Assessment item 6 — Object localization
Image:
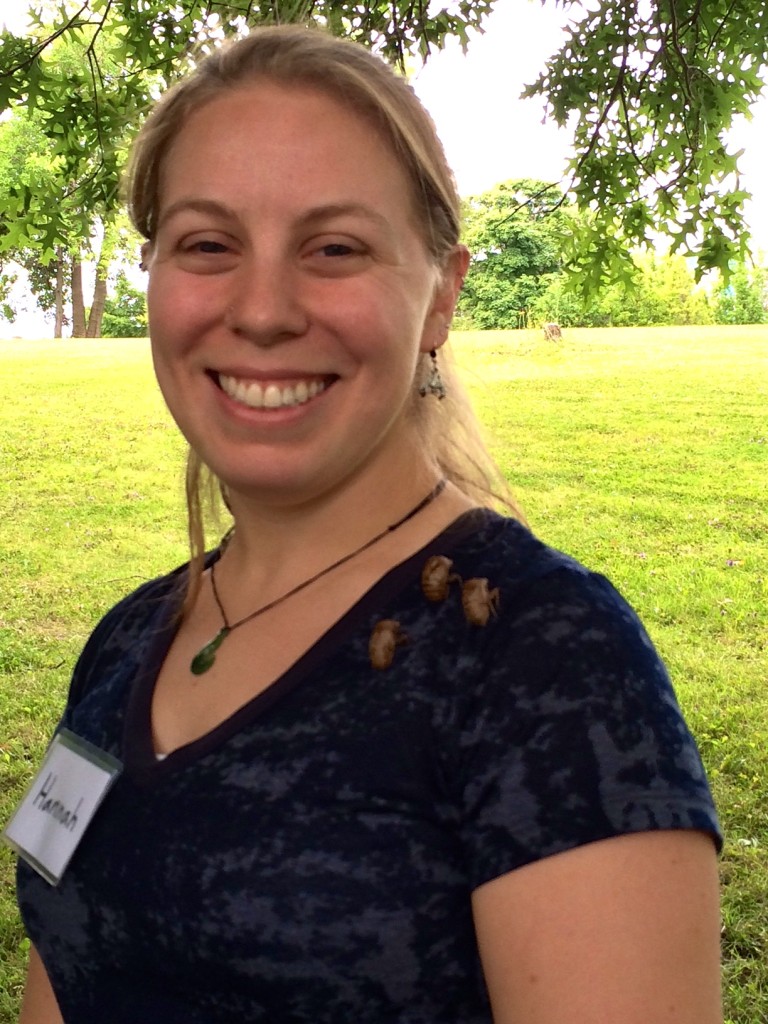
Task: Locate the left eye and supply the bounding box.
[319,243,355,257]
[192,240,229,254]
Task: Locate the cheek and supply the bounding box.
[145,275,173,342]
[149,345,198,447]
[148,336,176,414]
[339,286,429,356]
[146,273,211,349]
[146,283,189,399]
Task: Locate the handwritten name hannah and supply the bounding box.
[32,773,83,833]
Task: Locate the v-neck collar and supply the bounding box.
[123,508,497,777]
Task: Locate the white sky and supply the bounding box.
[2,0,768,336]
[412,2,575,194]
[412,2,768,253]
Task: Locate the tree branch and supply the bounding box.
[5,2,91,77]
[706,0,741,59]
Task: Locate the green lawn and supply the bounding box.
[1,326,766,1021]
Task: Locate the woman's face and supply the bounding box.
[145,82,466,507]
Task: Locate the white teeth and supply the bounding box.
[242,381,263,407]
[263,384,282,408]
[219,374,326,410]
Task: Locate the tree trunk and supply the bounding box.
[54,248,65,338]
[86,265,108,337]
[71,256,86,337]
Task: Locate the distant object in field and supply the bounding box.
[543,322,562,341]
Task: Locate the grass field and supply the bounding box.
[1,325,766,1021]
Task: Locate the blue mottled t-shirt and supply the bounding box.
[16,511,721,1023]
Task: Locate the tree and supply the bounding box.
[0,107,72,332]
[640,253,714,326]
[0,264,17,323]
[531,252,714,328]
[0,27,147,336]
[524,0,768,290]
[1,0,767,290]
[0,106,141,335]
[458,180,572,329]
[84,213,143,337]
[714,262,768,324]
[100,271,148,337]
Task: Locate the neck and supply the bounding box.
[188,475,472,677]
[218,467,471,592]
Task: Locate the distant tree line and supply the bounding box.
[456,181,768,331]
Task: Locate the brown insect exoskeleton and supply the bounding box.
[369,619,407,670]
[461,578,500,626]
[421,555,461,602]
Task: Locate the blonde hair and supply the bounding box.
[125,25,518,604]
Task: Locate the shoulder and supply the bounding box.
[407,510,682,744]
[441,510,654,662]
[443,511,685,739]
[422,512,721,881]
[67,558,191,706]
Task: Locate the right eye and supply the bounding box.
[182,238,230,255]
[173,233,238,273]
[318,243,355,258]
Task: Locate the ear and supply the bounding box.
[421,245,471,353]
[139,241,153,272]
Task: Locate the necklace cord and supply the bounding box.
[191,479,447,675]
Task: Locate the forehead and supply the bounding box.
[157,82,419,219]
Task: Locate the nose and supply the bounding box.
[224,256,308,345]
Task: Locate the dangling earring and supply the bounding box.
[419,349,446,400]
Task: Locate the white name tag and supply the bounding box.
[2,729,122,885]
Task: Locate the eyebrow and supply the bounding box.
[300,203,391,231]
[156,198,392,232]
[157,198,236,229]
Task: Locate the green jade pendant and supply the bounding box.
[190,627,231,676]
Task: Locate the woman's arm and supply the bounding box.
[18,946,64,1024]
[473,829,722,1024]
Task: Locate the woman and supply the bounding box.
[15,25,722,1024]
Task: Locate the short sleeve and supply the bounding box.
[447,566,722,889]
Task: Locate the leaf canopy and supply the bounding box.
[525,0,768,285]
[1,0,767,289]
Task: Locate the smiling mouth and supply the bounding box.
[218,374,332,410]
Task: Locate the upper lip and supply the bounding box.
[211,366,333,381]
